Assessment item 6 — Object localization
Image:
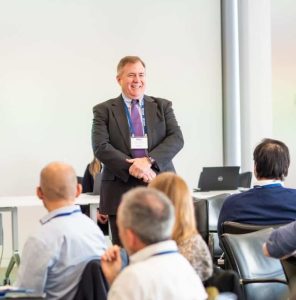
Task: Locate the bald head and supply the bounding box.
[39,162,78,201]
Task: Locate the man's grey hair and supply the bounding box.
[119,187,175,245]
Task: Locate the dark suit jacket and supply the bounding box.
[92,95,184,214]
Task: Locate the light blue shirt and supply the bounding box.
[14,205,107,300]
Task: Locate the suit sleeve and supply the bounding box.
[148,100,184,170]
[265,221,296,258]
[92,104,131,183]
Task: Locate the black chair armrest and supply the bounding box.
[240,278,287,285]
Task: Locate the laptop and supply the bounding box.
[197,166,240,191]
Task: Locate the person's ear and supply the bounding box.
[36,186,44,200]
[75,183,82,198]
[253,164,257,178]
[116,74,122,85]
[126,228,135,248]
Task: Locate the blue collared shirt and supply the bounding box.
[14,205,107,300]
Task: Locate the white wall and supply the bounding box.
[0,0,222,263]
[0,0,222,195]
[271,0,296,187]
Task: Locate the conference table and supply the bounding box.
[0,194,100,255]
[193,189,240,200]
[0,190,239,263]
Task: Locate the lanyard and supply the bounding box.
[254,183,283,189]
[152,250,178,257]
[124,101,147,136]
[44,209,81,224]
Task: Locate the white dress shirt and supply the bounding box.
[108,240,207,300]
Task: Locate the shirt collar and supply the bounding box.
[129,240,178,264]
[253,179,284,187]
[122,93,144,106]
[40,204,81,225]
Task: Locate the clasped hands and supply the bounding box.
[126,157,156,183]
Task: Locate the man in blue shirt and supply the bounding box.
[218,138,296,238]
[14,162,107,299]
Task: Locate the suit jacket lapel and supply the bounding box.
[111,96,131,151]
[144,95,157,150]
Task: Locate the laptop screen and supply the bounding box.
[198,166,240,191]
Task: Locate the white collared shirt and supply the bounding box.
[108,240,207,300]
[122,93,145,123]
[254,179,284,187]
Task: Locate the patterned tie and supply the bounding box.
[131,100,146,158]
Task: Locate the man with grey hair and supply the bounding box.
[92,55,184,245]
[14,162,107,299]
[101,187,207,300]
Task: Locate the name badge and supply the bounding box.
[131,136,148,149]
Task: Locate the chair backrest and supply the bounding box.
[194,193,230,260]
[281,256,296,287]
[208,194,230,259]
[221,229,288,300]
[222,221,286,235]
[238,172,252,188]
[193,197,209,243]
[74,259,108,300]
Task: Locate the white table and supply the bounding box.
[193,190,240,199]
[0,194,100,253]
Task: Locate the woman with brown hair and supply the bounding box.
[149,172,213,281]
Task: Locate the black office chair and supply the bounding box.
[238,172,252,188]
[281,256,296,289]
[221,229,288,300]
[221,221,286,235]
[204,266,244,300]
[74,259,109,300]
[0,213,21,285]
[193,198,209,243]
[194,193,230,263]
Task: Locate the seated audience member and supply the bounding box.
[14,162,107,299]
[81,157,108,235]
[82,157,102,192]
[218,138,296,237]
[263,220,296,258]
[101,187,207,300]
[149,172,213,281]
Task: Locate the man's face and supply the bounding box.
[117,61,146,99]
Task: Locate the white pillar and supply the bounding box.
[221,0,241,167]
[238,0,272,172]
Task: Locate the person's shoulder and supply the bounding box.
[282,186,296,194]
[93,96,122,110]
[23,231,51,253]
[223,192,241,203]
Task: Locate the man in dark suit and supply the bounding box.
[92,56,184,245]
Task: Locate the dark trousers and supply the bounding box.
[108,215,122,246]
[80,205,109,236]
